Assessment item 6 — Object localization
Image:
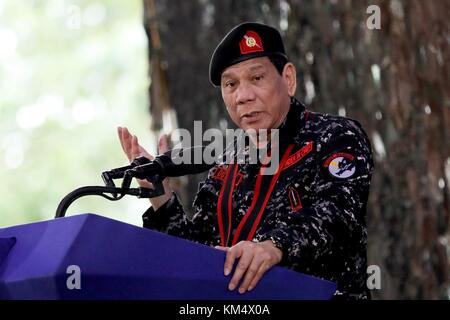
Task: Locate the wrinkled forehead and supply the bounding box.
[221,57,274,80]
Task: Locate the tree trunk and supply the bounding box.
[143,0,450,299]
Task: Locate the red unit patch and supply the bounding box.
[239,31,264,54]
[211,166,227,181]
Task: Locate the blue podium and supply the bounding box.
[0,214,336,299]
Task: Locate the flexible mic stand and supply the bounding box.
[55,164,164,218]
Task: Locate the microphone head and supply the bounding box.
[103,156,152,180]
[127,146,220,180]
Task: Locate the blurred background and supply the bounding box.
[0,0,152,227]
[0,0,449,299]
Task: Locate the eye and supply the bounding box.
[253,74,264,81]
[224,80,235,88]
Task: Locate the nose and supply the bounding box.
[235,81,256,105]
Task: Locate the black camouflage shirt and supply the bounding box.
[143,98,374,299]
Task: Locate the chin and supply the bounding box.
[240,119,271,132]
[242,124,265,132]
[249,123,273,132]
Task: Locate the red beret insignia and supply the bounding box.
[239,31,264,55]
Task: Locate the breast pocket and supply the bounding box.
[278,158,315,214]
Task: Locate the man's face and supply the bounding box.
[220,57,296,132]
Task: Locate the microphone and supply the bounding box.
[102,156,152,179]
[128,146,217,179]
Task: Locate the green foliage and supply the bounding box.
[0,0,153,227]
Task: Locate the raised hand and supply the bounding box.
[117,126,172,209]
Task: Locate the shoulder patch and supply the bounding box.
[323,152,356,179]
[210,166,227,182]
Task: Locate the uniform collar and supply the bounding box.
[278,97,308,144]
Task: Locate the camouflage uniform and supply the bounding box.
[143,98,374,299]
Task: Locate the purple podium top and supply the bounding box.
[0,214,336,300]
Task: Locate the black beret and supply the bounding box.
[209,22,288,86]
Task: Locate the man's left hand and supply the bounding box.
[215,240,283,294]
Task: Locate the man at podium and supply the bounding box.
[118,22,374,300]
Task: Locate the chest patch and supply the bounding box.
[323,152,356,179]
[211,166,227,182]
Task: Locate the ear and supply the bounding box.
[282,62,297,97]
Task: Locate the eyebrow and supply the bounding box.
[221,64,266,80]
[248,64,265,72]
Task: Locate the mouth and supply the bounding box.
[241,111,261,120]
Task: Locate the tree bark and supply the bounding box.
[143,0,450,299]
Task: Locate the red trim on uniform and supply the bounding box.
[231,167,265,245]
[323,152,355,167]
[234,172,244,187]
[217,164,232,246]
[231,144,295,245]
[282,141,313,170]
[226,164,239,245]
[288,186,303,212]
[246,144,295,242]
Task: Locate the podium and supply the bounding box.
[0,214,336,299]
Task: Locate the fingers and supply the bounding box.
[238,253,262,293]
[117,127,126,156]
[138,145,154,160]
[117,127,125,154]
[131,135,140,159]
[247,263,270,292]
[227,245,254,292]
[118,126,155,161]
[223,244,242,277]
[118,127,134,161]
[158,134,169,154]
[215,246,229,252]
[223,241,280,294]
